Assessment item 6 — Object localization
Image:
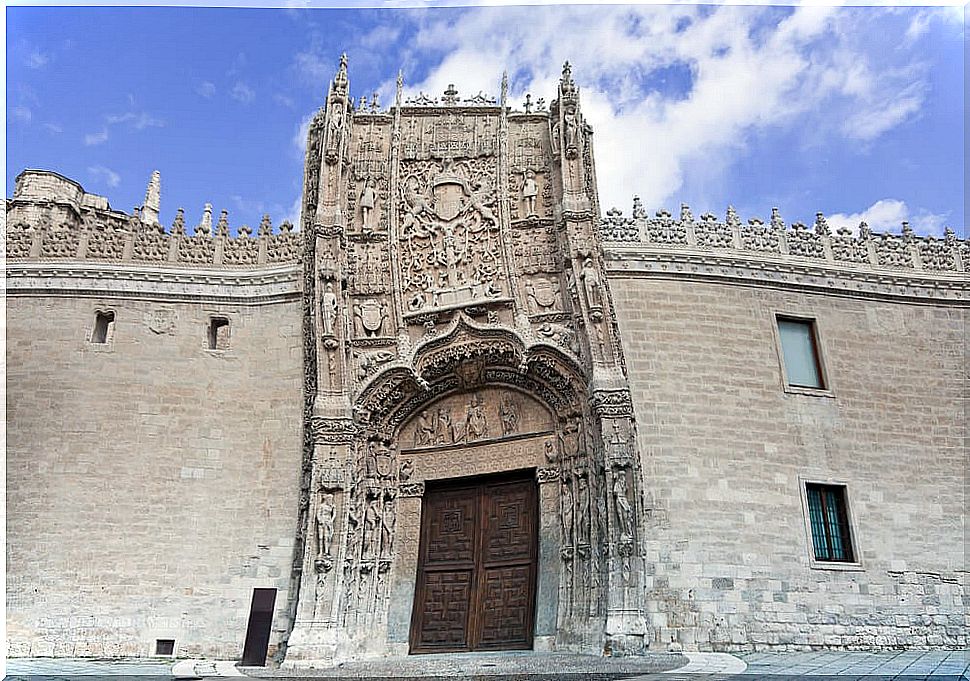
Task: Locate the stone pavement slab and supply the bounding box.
[736,650,968,678]
[242,650,686,680]
[4,658,174,677]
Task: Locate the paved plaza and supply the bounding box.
[4,650,968,680]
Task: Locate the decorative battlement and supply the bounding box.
[599,202,967,274]
[5,169,301,268]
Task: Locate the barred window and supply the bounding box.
[806,483,855,562]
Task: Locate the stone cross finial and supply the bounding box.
[523,94,533,113]
[141,170,161,225]
[197,203,213,236]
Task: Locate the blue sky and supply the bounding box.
[6,3,966,236]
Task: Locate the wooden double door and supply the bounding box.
[410,470,538,653]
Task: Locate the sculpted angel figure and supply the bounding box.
[401,178,434,237]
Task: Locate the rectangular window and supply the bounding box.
[154,639,175,656]
[91,310,115,344]
[806,483,855,562]
[777,317,825,389]
[208,317,230,351]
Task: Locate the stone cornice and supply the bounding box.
[6,261,301,305]
[604,246,968,305]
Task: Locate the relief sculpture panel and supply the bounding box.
[399,158,508,315]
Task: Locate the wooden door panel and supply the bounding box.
[477,565,533,648]
[481,480,535,565]
[423,488,478,566]
[411,470,537,654]
[413,570,474,651]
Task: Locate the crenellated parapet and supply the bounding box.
[600,202,967,303]
[5,169,302,268]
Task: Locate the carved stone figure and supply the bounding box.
[435,408,455,444]
[561,481,575,545]
[321,282,339,336]
[521,169,538,217]
[580,258,603,311]
[463,393,488,442]
[359,177,378,231]
[414,410,435,447]
[316,492,336,558]
[380,499,395,556]
[499,394,519,436]
[613,473,634,542]
[362,498,380,557]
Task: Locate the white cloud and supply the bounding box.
[196,81,216,98]
[389,5,933,213]
[87,165,121,188]
[293,111,315,154]
[106,111,165,129]
[231,82,256,103]
[274,93,295,108]
[26,49,49,69]
[43,122,64,134]
[11,106,32,124]
[84,129,109,146]
[827,199,949,236]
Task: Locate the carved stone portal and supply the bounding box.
[285,59,648,667]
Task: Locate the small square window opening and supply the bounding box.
[208,317,230,351]
[155,638,175,656]
[777,317,825,389]
[806,483,855,563]
[91,311,115,344]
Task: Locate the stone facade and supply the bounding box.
[5,57,967,662]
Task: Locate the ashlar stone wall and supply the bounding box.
[6,293,304,659]
[610,274,966,651]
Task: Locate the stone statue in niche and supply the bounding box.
[563,103,579,159]
[521,169,539,217]
[363,498,380,557]
[321,282,339,337]
[380,498,395,557]
[435,408,456,444]
[413,410,436,447]
[613,472,634,542]
[561,481,575,546]
[577,475,590,544]
[354,299,388,338]
[359,177,378,232]
[525,276,562,314]
[499,394,520,435]
[461,393,489,442]
[580,258,603,312]
[316,492,336,559]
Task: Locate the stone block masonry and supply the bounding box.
[609,271,966,652]
[5,294,304,658]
